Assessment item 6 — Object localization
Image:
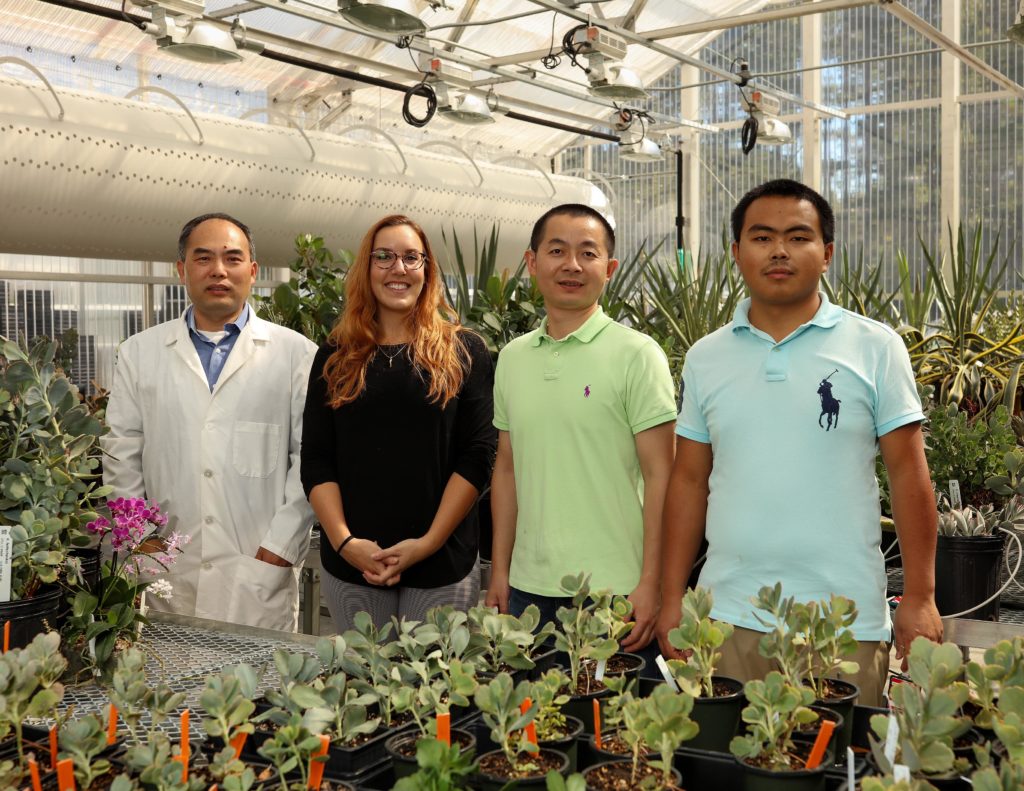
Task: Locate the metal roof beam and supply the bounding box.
[525,0,848,119]
[883,1,1024,99]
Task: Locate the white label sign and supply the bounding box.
[654,655,679,690]
[595,659,607,682]
[949,479,962,509]
[894,764,911,781]
[0,527,12,603]
[884,714,900,766]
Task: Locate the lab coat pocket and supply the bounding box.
[225,554,300,632]
[231,421,281,478]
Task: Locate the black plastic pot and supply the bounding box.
[935,532,1007,621]
[809,679,858,764]
[384,727,476,780]
[540,715,584,772]
[582,759,681,791]
[0,585,62,650]
[734,742,831,791]
[563,652,646,735]
[792,705,844,763]
[473,748,569,791]
[689,675,745,753]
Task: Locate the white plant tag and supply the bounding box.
[884,714,900,765]
[949,479,962,509]
[655,655,678,690]
[846,748,855,788]
[0,528,10,603]
[894,764,911,781]
[595,659,607,681]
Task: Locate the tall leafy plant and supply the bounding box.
[254,234,351,346]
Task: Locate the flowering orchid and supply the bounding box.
[65,498,188,679]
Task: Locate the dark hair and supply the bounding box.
[730,180,835,245]
[529,203,616,257]
[177,213,255,261]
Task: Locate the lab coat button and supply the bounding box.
[204,469,214,478]
[202,562,212,570]
[204,515,214,524]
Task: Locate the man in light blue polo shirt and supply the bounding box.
[655,180,942,705]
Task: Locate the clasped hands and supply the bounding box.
[340,536,430,586]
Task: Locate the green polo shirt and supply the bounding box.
[493,308,677,596]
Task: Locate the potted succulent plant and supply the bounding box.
[256,712,353,791]
[666,586,746,751]
[473,672,570,790]
[529,668,585,771]
[467,603,555,678]
[552,573,639,732]
[729,671,825,789]
[754,583,861,757]
[0,336,108,647]
[583,684,696,791]
[392,736,478,791]
[868,638,973,785]
[386,658,478,778]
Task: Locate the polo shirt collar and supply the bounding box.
[731,291,843,335]
[531,307,613,346]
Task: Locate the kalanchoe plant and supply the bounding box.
[553,573,633,694]
[257,711,328,791]
[313,667,380,746]
[666,586,734,697]
[0,335,108,600]
[869,638,971,779]
[0,631,67,766]
[964,637,1024,729]
[529,669,573,742]
[393,659,477,740]
[107,646,187,745]
[392,736,477,791]
[59,713,116,790]
[261,649,333,735]
[729,671,819,771]
[63,497,188,676]
[120,730,203,791]
[200,662,263,750]
[861,777,942,791]
[598,674,639,736]
[417,606,481,669]
[990,686,1024,765]
[474,672,539,772]
[467,604,553,673]
[972,763,1024,791]
[628,685,699,789]
[753,583,860,700]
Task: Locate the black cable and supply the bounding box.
[541,12,561,70]
[741,114,758,155]
[561,24,590,72]
[402,78,436,127]
[121,0,146,31]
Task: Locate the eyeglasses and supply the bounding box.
[370,249,427,270]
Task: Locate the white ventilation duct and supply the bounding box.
[0,75,609,270]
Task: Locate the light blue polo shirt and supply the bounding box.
[676,293,923,641]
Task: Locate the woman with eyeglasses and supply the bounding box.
[300,214,496,630]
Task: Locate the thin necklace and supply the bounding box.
[377,343,407,368]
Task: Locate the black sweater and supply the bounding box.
[300,331,496,588]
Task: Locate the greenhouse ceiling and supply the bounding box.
[4,0,1021,159]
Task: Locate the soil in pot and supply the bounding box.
[587,729,651,767]
[582,759,681,791]
[385,728,475,780]
[809,678,857,762]
[475,748,569,791]
[689,675,745,753]
[538,714,584,772]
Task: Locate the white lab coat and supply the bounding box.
[102,309,317,632]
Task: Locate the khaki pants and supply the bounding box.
[715,625,890,708]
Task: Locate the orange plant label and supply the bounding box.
[307,734,330,789]
[805,719,836,769]
[107,704,119,745]
[230,731,249,759]
[28,756,43,791]
[593,699,602,750]
[56,758,76,791]
[2,620,8,653]
[436,712,451,746]
[49,726,58,770]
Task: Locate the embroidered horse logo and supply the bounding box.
[817,370,841,431]
[584,385,591,398]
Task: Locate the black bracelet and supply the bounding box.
[338,535,357,555]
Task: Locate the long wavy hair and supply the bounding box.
[322,215,467,408]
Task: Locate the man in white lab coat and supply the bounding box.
[103,213,317,632]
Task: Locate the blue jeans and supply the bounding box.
[509,587,661,679]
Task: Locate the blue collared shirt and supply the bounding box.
[185,304,250,390]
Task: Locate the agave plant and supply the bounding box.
[821,245,900,324]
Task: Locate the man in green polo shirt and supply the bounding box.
[486,204,677,659]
